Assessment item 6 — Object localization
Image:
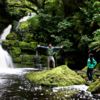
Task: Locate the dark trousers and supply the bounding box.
[87,68,94,81]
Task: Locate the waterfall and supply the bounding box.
[19,13,36,22]
[16,12,36,30]
[0,12,36,68]
[0,24,14,68]
[1,25,12,40]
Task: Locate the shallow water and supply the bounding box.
[0,68,99,100]
[0,68,56,100]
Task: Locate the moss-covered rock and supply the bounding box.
[26,65,85,86]
[18,41,37,50]
[88,79,100,93]
[6,32,18,40]
[28,15,40,30]
[10,47,21,57]
[2,40,19,47]
[96,63,100,70]
[6,0,37,19]
[23,33,33,42]
[19,21,30,30]
[21,54,33,65]
[13,56,22,63]
[29,42,37,49]
[19,41,30,50]
[22,54,33,61]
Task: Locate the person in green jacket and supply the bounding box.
[87,53,97,81]
[37,43,63,69]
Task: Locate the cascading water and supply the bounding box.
[0,24,13,68]
[0,45,13,68]
[0,25,12,40]
[0,13,37,73]
[0,23,36,75]
[16,12,36,30]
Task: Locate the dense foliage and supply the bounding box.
[1,0,100,68]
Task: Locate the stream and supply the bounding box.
[0,68,62,100]
[0,68,99,100]
[0,68,43,100]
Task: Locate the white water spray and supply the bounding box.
[16,12,36,30]
[0,24,13,68]
[19,13,36,22]
[0,13,37,73]
[0,25,12,40]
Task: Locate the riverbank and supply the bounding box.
[26,65,100,99]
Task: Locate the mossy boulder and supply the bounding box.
[10,47,21,57]
[19,41,37,50]
[2,40,19,48]
[28,15,40,30]
[29,42,37,49]
[6,0,36,19]
[13,56,22,63]
[23,33,33,42]
[19,41,30,50]
[26,65,85,86]
[88,79,100,93]
[6,32,18,40]
[19,21,30,30]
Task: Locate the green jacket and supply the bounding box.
[87,58,97,69]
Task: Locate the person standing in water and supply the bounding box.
[37,43,63,69]
[87,53,97,82]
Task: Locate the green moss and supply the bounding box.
[19,41,30,50]
[2,40,19,47]
[18,41,37,50]
[13,57,21,63]
[26,65,85,86]
[93,1,100,8]
[28,15,40,30]
[29,42,37,49]
[2,40,11,47]
[21,54,33,65]
[2,40,19,50]
[81,66,87,71]
[21,62,33,65]
[6,0,37,18]
[10,47,21,57]
[19,21,30,30]
[96,63,100,70]
[88,79,100,93]
[23,33,33,42]
[6,32,18,40]
[13,55,33,65]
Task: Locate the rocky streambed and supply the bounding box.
[0,66,99,100]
